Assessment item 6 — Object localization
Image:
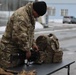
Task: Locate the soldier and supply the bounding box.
[0,1,47,68]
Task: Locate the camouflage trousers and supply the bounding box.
[0,43,26,68]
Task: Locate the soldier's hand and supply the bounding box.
[32,44,39,52]
[26,50,31,59]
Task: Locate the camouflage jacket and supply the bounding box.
[0,2,35,68]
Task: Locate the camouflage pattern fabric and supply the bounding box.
[0,68,14,75]
[36,33,63,63]
[18,70,36,75]
[0,2,35,68]
[52,48,63,62]
[0,67,36,75]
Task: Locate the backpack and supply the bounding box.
[35,33,63,63]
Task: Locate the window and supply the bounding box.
[61,9,68,16]
[47,7,56,16]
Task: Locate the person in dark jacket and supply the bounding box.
[0,1,47,68]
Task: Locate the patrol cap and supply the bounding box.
[33,1,47,16]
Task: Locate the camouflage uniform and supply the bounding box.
[0,2,35,68]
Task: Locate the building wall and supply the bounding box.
[48,3,76,19]
[0,0,35,26]
[0,0,75,23]
[40,0,76,3]
[39,0,76,21]
[0,0,35,11]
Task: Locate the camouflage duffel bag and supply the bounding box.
[18,70,36,75]
[35,33,63,63]
[52,48,63,63]
[36,33,59,51]
[0,68,14,75]
[0,67,36,75]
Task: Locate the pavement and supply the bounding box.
[35,22,76,40]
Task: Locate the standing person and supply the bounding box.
[0,1,47,68]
